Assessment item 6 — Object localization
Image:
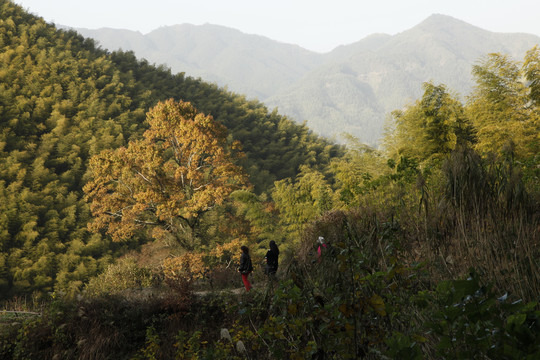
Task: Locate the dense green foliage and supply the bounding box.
[0,0,340,297]
[385,82,474,161]
[1,207,538,359]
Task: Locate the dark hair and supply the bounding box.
[241,246,249,254]
[269,240,279,255]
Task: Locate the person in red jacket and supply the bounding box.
[238,246,253,291]
[317,236,327,262]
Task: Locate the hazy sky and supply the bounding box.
[13,0,540,53]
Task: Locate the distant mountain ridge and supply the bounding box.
[74,14,540,144]
[74,24,324,100]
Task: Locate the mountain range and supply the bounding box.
[73,14,540,144]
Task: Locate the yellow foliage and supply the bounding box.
[213,238,243,260]
[84,99,248,248]
[162,252,206,281]
[384,82,472,162]
[161,238,244,282]
[369,294,387,316]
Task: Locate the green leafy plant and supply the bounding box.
[424,270,540,359]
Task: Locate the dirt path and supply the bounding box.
[194,282,264,296]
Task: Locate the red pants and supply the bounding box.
[241,273,252,291]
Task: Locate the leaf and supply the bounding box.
[288,304,298,316]
[507,313,526,327]
[437,336,452,351]
[338,303,355,317]
[412,334,427,343]
[369,294,387,316]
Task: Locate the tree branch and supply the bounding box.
[135,170,153,184]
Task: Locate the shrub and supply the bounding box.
[84,257,156,297]
[424,270,540,359]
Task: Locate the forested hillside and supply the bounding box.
[267,14,540,143]
[1,44,538,359]
[0,1,539,358]
[0,0,340,297]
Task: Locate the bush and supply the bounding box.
[425,270,540,359]
[84,257,156,297]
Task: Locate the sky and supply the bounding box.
[13,0,540,53]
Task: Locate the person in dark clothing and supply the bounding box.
[238,246,253,291]
[264,240,280,276]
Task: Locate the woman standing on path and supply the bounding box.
[238,246,253,291]
[264,240,279,276]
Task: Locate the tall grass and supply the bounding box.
[410,146,539,301]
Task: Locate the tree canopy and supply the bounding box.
[385,82,474,162]
[84,99,247,248]
[468,51,540,161]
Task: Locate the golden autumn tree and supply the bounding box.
[83,99,248,249]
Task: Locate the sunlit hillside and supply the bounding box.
[0,1,539,359]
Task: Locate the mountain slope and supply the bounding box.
[76,14,540,144]
[268,14,540,143]
[76,24,324,100]
[0,0,340,296]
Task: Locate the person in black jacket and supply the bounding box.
[238,246,253,291]
[264,240,279,277]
